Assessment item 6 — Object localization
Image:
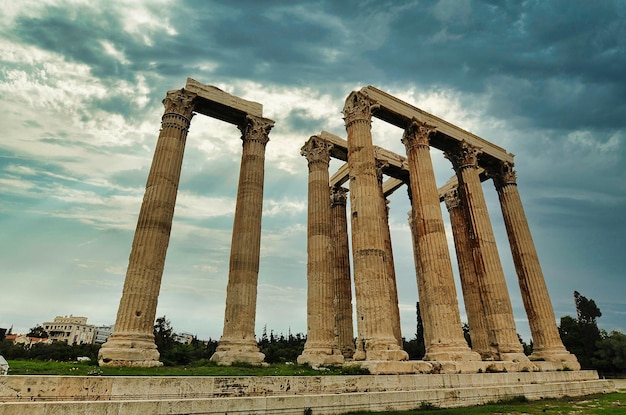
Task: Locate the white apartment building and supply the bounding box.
[42,316,95,345]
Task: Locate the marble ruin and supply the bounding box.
[100,80,579,373]
[99,79,274,367]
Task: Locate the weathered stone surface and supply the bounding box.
[99,88,197,367]
[297,136,343,367]
[0,372,614,415]
[212,115,274,366]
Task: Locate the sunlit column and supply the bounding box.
[343,91,408,361]
[211,115,274,365]
[331,186,356,359]
[490,161,580,368]
[297,137,344,366]
[445,141,527,361]
[444,188,493,359]
[402,119,479,362]
[99,88,197,367]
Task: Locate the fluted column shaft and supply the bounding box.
[375,159,402,346]
[331,187,355,359]
[444,189,493,359]
[446,142,526,361]
[402,119,478,362]
[343,92,408,361]
[491,162,579,367]
[211,115,274,365]
[297,137,344,366]
[99,89,196,367]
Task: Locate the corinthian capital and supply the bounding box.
[331,186,348,206]
[238,115,274,146]
[445,140,482,171]
[443,188,461,211]
[402,118,436,151]
[301,136,333,166]
[488,161,517,189]
[342,91,379,127]
[162,89,197,119]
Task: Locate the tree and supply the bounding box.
[153,316,175,354]
[592,330,626,375]
[559,291,603,369]
[27,325,49,339]
[404,301,425,360]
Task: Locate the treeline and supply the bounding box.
[558,291,626,375]
[1,292,623,374]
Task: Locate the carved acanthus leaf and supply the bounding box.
[330,187,348,206]
[489,161,517,189]
[402,118,436,151]
[443,188,461,211]
[301,136,333,165]
[162,89,197,119]
[239,115,274,145]
[342,91,378,126]
[445,141,482,170]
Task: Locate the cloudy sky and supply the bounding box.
[1,0,624,344]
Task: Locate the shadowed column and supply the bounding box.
[99,89,197,367]
[211,115,274,365]
[445,142,527,362]
[444,188,493,359]
[343,91,408,361]
[375,158,402,346]
[297,137,344,366]
[490,161,580,369]
[331,186,356,359]
[402,119,479,362]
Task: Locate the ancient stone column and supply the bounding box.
[99,89,197,367]
[444,188,493,359]
[375,158,402,346]
[331,186,355,359]
[402,119,479,362]
[343,91,408,361]
[298,137,344,366]
[445,141,527,362]
[490,162,580,368]
[211,115,274,365]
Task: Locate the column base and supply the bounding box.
[297,344,344,367]
[500,352,531,362]
[210,338,265,366]
[425,343,481,362]
[365,338,409,361]
[98,332,162,367]
[530,348,581,370]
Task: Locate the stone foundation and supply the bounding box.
[0,371,615,415]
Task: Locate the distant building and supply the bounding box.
[4,334,52,347]
[93,325,114,344]
[42,316,95,345]
[173,332,195,344]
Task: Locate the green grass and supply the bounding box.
[344,393,625,415]
[6,359,362,376]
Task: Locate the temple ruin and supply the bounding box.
[98,79,274,367]
[99,80,578,374]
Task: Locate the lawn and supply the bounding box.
[5,359,362,376]
[344,393,625,415]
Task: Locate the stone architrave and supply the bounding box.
[298,137,344,366]
[490,162,580,368]
[444,188,493,359]
[375,158,403,346]
[330,186,356,359]
[402,119,479,362]
[211,115,274,365]
[343,91,408,361]
[99,89,197,367]
[445,142,527,361]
